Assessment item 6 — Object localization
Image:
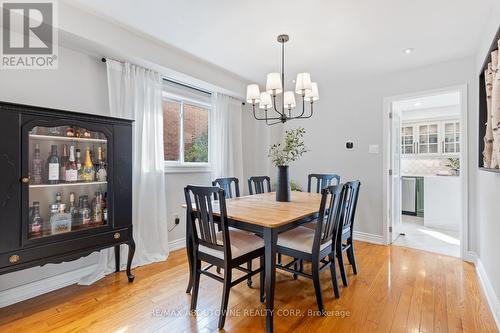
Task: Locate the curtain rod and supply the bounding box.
[102,57,245,105]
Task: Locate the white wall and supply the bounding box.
[0,4,270,305]
[473,2,500,325]
[285,56,476,240]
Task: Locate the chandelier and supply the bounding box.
[245,34,319,125]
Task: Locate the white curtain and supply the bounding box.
[79,59,169,284]
[210,93,244,187]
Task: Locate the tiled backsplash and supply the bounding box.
[401,158,454,176]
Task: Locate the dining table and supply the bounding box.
[183,191,323,333]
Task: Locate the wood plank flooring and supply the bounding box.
[0,241,497,333]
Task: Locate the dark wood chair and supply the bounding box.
[248,176,272,195]
[336,180,361,287]
[307,173,341,193]
[212,177,240,199]
[184,185,265,329]
[276,184,345,312]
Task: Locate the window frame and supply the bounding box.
[162,91,212,173]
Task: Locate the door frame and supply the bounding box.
[382,84,471,261]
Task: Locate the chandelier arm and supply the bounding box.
[272,94,284,116]
[293,101,314,119]
[252,104,282,121]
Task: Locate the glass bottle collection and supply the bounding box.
[27,126,109,239]
[28,191,108,238]
[30,143,107,185]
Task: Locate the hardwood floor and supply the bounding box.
[0,241,497,333]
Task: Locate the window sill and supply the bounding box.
[164,164,213,174]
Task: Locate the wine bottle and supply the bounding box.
[75,148,82,181]
[60,144,69,182]
[47,145,60,184]
[81,146,95,182]
[96,146,107,182]
[92,191,104,225]
[65,145,78,182]
[29,201,43,238]
[31,143,43,185]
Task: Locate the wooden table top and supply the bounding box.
[183,191,323,228]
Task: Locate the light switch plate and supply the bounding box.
[369,144,379,154]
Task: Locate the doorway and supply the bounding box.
[383,86,468,259]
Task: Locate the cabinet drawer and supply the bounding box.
[0,228,130,270]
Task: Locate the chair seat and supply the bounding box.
[277,226,331,254]
[199,229,264,259]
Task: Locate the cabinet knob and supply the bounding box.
[20,177,30,184]
[9,255,20,263]
[113,233,121,240]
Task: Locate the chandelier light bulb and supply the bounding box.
[304,82,319,102]
[259,92,273,109]
[295,73,312,94]
[246,84,261,103]
[266,73,282,95]
[284,91,296,108]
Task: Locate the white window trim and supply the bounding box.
[163,93,212,173]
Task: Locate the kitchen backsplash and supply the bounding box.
[401,158,454,176]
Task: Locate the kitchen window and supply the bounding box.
[162,80,211,171]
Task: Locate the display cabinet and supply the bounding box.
[0,101,135,282]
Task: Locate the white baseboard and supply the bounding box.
[168,237,186,252]
[353,231,385,245]
[475,258,500,330]
[0,264,98,308]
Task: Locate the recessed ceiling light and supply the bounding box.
[403,48,414,54]
[414,102,422,107]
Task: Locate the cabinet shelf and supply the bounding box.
[29,134,107,144]
[29,181,107,189]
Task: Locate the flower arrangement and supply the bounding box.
[268,127,309,166]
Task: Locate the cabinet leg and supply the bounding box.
[114,245,120,273]
[126,240,135,282]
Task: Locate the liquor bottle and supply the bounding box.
[92,191,104,225]
[65,145,78,182]
[48,203,59,236]
[47,145,60,184]
[103,192,108,223]
[31,143,43,185]
[50,203,72,234]
[29,201,43,238]
[53,192,63,210]
[75,148,82,181]
[96,146,107,182]
[79,195,91,226]
[81,146,95,182]
[68,192,79,227]
[60,144,69,182]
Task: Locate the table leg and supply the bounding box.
[185,211,194,294]
[263,227,277,333]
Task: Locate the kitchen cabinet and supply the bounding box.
[401,119,460,157]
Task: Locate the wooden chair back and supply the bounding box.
[248,176,272,195]
[184,185,231,259]
[212,177,240,199]
[338,181,361,237]
[307,173,341,193]
[313,184,344,253]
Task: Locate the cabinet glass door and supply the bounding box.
[418,124,438,154]
[401,126,415,154]
[444,121,460,154]
[27,125,109,240]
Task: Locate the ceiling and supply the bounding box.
[70,0,493,84]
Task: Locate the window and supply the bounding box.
[444,121,460,154]
[162,80,211,168]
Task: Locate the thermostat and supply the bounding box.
[346,141,354,150]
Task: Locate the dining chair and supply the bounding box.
[307,173,341,193]
[276,184,345,312]
[184,185,265,329]
[212,177,240,199]
[248,176,272,195]
[336,180,361,287]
